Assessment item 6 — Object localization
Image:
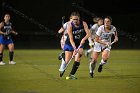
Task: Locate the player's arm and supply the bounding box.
[88,36,94,46]
[89,28,95,41]
[80,21,90,46]
[58,27,65,34]
[67,22,76,49]
[0,22,6,35]
[112,31,118,43]
[94,35,103,44]
[90,27,95,39]
[88,28,95,45]
[58,22,67,34]
[11,29,18,35]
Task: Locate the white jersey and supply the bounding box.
[60,21,70,49]
[90,24,100,39]
[62,22,69,40]
[96,25,116,42]
[88,24,100,46]
[94,25,116,52]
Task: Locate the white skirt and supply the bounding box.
[93,42,111,52]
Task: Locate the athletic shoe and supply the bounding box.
[69,75,77,80]
[90,73,94,78]
[0,61,5,65]
[60,70,65,77]
[98,65,103,72]
[9,61,16,65]
[85,50,89,57]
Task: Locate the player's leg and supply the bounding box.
[68,48,83,79]
[58,51,65,60]
[59,56,65,71]
[58,42,65,71]
[8,43,16,64]
[98,49,110,72]
[59,51,72,71]
[89,51,100,78]
[59,43,75,77]
[0,44,5,65]
[58,37,64,60]
[59,50,73,77]
[85,37,94,58]
[89,42,101,77]
[85,48,93,57]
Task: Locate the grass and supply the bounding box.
[0,49,140,93]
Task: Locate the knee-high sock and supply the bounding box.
[0,53,3,62]
[9,52,14,61]
[89,62,96,73]
[59,58,66,71]
[70,61,80,75]
[100,59,107,65]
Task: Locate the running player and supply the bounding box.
[0,13,18,65]
[59,11,90,79]
[85,17,103,57]
[89,16,118,78]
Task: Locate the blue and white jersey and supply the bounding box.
[65,20,86,47]
[0,22,13,44]
[96,25,116,42]
[1,22,12,39]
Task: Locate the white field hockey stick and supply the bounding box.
[62,16,65,26]
[60,45,82,77]
[61,16,65,43]
[102,41,115,51]
[109,41,115,46]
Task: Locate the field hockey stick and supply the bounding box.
[111,41,115,45]
[62,16,65,26]
[102,41,115,51]
[61,16,65,40]
[58,16,65,34]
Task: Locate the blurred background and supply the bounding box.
[0,0,139,49]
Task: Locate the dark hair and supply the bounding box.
[70,11,80,18]
[4,13,10,18]
[104,16,112,22]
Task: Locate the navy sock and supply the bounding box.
[0,53,3,62]
[9,52,14,61]
[70,61,80,75]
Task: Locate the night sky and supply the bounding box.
[0,0,139,48]
[1,0,139,32]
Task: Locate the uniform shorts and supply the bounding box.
[63,44,84,51]
[0,35,13,45]
[93,42,111,52]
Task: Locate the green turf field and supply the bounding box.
[0,49,140,93]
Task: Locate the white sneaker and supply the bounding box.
[9,61,16,65]
[0,61,6,65]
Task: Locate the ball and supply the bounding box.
[66,76,70,80]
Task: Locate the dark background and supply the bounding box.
[0,0,140,49]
